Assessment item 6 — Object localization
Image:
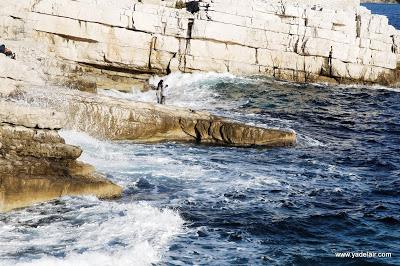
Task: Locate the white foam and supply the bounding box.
[296,133,326,148]
[337,83,400,93]
[1,197,184,266]
[60,130,214,185]
[99,72,242,110]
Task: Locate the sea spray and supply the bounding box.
[99,72,244,110]
[0,197,184,266]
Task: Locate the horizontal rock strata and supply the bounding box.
[0,101,122,212]
[1,0,399,90]
[19,87,296,147]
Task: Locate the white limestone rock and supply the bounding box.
[0,0,398,88]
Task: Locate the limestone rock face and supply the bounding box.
[0,101,123,212]
[0,0,399,89]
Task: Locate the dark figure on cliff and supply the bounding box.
[0,44,16,59]
[156,79,168,105]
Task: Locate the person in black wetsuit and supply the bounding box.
[0,44,16,59]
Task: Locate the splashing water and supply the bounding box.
[99,72,248,111]
[0,196,183,266]
[2,69,400,265]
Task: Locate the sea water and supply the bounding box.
[1,5,399,266]
[362,3,400,30]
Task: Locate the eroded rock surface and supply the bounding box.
[0,101,122,212]
[18,87,296,147]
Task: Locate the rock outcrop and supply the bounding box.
[1,0,399,91]
[16,86,296,147]
[0,100,123,212]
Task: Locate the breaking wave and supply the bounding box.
[99,72,246,110]
[0,197,183,266]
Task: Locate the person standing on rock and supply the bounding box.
[155,79,168,105]
[0,44,16,59]
[156,80,163,104]
[161,83,168,105]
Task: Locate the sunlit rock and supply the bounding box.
[0,0,399,90]
[0,102,122,212]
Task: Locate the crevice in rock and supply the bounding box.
[194,123,202,144]
[183,18,195,71]
[255,48,259,64]
[9,15,23,20]
[328,46,333,77]
[32,11,153,35]
[166,52,177,75]
[36,31,98,43]
[391,35,397,54]
[187,18,194,39]
[148,36,157,70]
[78,62,158,76]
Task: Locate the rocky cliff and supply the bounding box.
[0,0,301,211]
[1,0,399,91]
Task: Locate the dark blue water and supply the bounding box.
[5,76,396,266]
[152,78,400,266]
[363,3,400,29]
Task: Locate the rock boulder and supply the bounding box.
[0,101,122,212]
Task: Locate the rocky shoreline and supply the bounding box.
[0,101,123,212]
[0,48,295,211]
[0,78,295,212]
[17,86,296,147]
[1,0,399,211]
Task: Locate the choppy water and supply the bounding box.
[1,4,400,266]
[1,73,399,266]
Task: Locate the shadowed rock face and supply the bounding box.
[0,165,122,212]
[0,102,122,212]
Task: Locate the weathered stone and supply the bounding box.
[17,87,296,148]
[0,166,122,212]
[0,101,65,129]
[0,102,123,212]
[1,0,399,89]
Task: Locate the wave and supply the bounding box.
[60,131,215,184]
[337,83,400,93]
[99,72,244,110]
[296,133,326,148]
[0,197,184,266]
